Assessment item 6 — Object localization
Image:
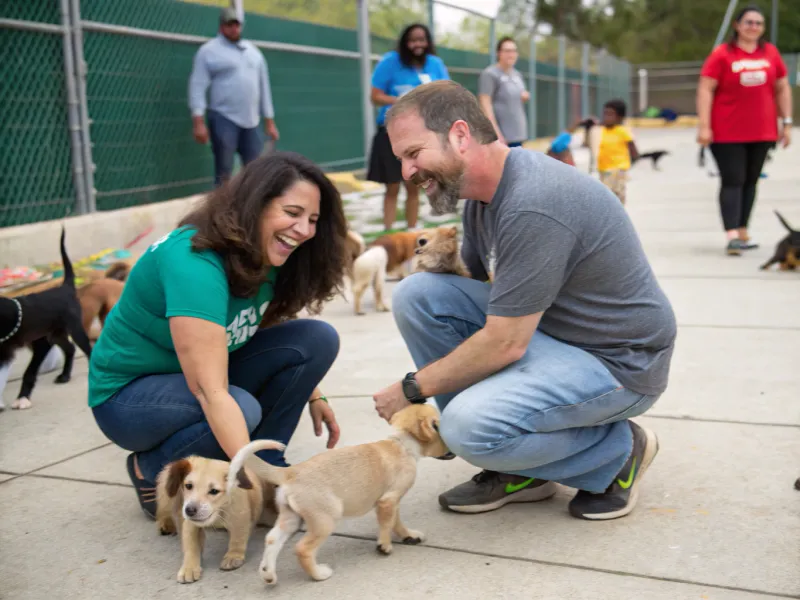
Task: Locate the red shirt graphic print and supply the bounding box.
[700,42,787,143]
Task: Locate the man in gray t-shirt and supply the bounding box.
[372,80,676,522]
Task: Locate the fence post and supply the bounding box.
[69,0,96,213]
[428,0,435,35]
[489,18,496,66]
[528,34,537,140]
[638,68,648,115]
[595,48,605,116]
[58,0,87,216]
[557,34,566,132]
[580,42,589,119]
[356,0,374,167]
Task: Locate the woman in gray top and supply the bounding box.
[478,37,530,147]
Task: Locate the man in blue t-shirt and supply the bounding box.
[366,23,449,231]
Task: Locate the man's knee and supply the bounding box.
[439,399,495,462]
[391,272,450,325]
[229,386,262,433]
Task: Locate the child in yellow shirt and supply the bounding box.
[597,99,640,205]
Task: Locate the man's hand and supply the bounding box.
[309,399,340,449]
[521,90,530,102]
[193,119,209,145]
[265,119,279,142]
[373,380,410,422]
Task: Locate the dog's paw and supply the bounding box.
[376,542,393,555]
[220,552,245,571]
[401,529,425,545]
[11,397,32,410]
[311,563,333,581]
[177,564,202,584]
[157,518,177,536]
[376,304,390,313]
[260,565,278,585]
[54,373,70,384]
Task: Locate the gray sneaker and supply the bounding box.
[438,470,558,514]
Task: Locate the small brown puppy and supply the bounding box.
[760,211,800,271]
[155,456,277,584]
[227,403,449,584]
[412,225,471,278]
[77,278,125,342]
[351,230,431,315]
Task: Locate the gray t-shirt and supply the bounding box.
[478,65,528,144]
[461,149,677,396]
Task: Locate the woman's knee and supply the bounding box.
[297,319,340,369]
[229,386,263,432]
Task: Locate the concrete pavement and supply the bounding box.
[1,128,799,599]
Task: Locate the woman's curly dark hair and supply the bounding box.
[178,151,348,326]
[397,23,436,67]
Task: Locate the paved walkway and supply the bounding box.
[1,129,799,600]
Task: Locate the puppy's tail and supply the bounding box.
[59,225,76,289]
[775,210,795,233]
[227,439,288,495]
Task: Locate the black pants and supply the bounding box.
[709,141,773,231]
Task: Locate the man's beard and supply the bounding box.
[412,159,464,216]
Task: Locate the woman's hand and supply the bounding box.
[781,125,792,148]
[697,126,713,146]
[309,398,340,449]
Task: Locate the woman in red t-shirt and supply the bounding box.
[696,5,793,256]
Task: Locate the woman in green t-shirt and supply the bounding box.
[89,151,348,519]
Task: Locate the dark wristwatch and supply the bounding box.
[402,372,427,403]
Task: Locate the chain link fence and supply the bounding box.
[1,0,632,229]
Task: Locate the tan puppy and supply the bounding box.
[412,226,471,278]
[226,403,449,584]
[351,230,431,315]
[155,456,277,584]
[77,278,125,342]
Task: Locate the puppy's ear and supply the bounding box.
[235,467,254,490]
[165,459,192,498]
[446,226,458,237]
[417,416,439,443]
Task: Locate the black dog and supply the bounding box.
[635,150,669,170]
[760,211,800,271]
[0,227,93,410]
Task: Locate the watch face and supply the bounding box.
[403,377,420,399]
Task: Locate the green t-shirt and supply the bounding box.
[87,226,278,408]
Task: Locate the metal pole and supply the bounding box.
[489,18,496,67]
[528,35,537,139]
[232,0,244,23]
[69,0,96,213]
[638,68,648,115]
[596,48,605,116]
[59,0,87,215]
[557,34,566,132]
[428,0,435,34]
[581,42,589,118]
[771,0,778,45]
[356,0,374,167]
[714,0,738,48]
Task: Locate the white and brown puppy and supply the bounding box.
[226,403,450,584]
[350,230,431,315]
[412,225,471,278]
[155,455,277,584]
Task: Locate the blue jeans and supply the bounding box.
[392,273,660,493]
[92,319,339,483]
[207,109,264,186]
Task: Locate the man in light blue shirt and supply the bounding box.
[188,8,279,185]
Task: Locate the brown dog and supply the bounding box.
[155,455,277,584]
[351,230,431,315]
[226,403,449,584]
[77,278,125,342]
[412,226,471,278]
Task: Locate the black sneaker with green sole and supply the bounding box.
[438,470,557,514]
[568,421,659,521]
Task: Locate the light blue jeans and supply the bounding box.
[392,273,661,493]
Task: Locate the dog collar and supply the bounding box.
[0,298,22,343]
